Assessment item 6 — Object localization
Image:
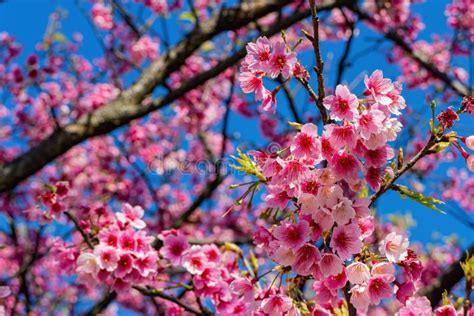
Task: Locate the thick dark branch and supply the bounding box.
[423,244,474,307]
[0,0,295,193]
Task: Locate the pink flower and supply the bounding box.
[437,106,459,129]
[115,253,134,278]
[350,284,370,313]
[364,70,393,106]
[76,253,99,275]
[239,72,265,100]
[293,244,320,276]
[332,197,356,225]
[324,268,348,290]
[347,262,370,284]
[330,223,362,260]
[91,3,113,30]
[324,124,357,149]
[396,296,432,316]
[465,135,474,150]
[160,233,189,265]
[118,230,137,251]
[462,96,473,115]
[434,305,457,316]
[362,145,394,167]
[261,88,278,113]
[95,245,119,272]
[357,109,385,140]
[371,262,395,282]
[273,220,310,250]
[245,36,272,72]
[261,294,293,316]
[291,123,322,161]
[323,85,359,121]
[182,246,208,274]
[396,281,415,304]
[0,286,11,298]
[116,203,146,229]
[467,155,474,172]
[365,166,383,191]
[319,253,344,277]
[267,42,296,79]
[368,275,392,304]
[128,36,160,65]
[135,252,158,277]
[379,232,409,263]
[330,151,361,182]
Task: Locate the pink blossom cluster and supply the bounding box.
[442,168,474,211]
[159,231,248,315]
[128,35,160,65]
[76,203,158,292]
[39,181,70,221]
[390,39,468,90]
[238,37,300,113]
[445,0,474,42]
[91,3,114,30]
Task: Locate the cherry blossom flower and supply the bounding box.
[319,253,344,277]
[238,72,265,100]
[273,220,310,249]
[323,84,359,121]
[116,203,146,229]
[396,296,432,316]
[293,244,320,276]
[267,42,296,79]
[160,233,189,265]
[128,36,160,65]
[182,246,208,275]
[290,123,321,160]
[368,275,393,304]
[95,245,119,272]
[261,294,293,316]
[347,262,370,284]
[434,305,457,316]
[465,136,474,150]
[245,36,272,72]
[467,155,474,172]
[330,223,362,260]
[437,107,459,129]
[379,232,409,263]
[350,284,370,313]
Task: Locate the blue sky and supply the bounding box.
[0,0,473,313]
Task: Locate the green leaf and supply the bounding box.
[179,11,196,23]
[230,148,266,181]
[394,184,446,214]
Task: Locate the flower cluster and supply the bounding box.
[76,203,158,292]
[91,3,114,30]
[160,231,248,315]
[238,37,301,113]
[128,35,160,65]
[39,181,70,221]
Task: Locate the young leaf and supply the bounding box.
[393,184,446,214]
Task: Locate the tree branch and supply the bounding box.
[423,244,474,307]
[0,0,342,194]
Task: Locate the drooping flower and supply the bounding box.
[465,135,474,150]
[239,72,265,100]
[332,197,356,225]
[467,155,474,172]
[261,294,293,316]
[368,275,393,304]
[379,232,409,263]
[330,223,362,260]
[319,253,344,277]
[347,262,370,284]
[364,70,393,105]
[293,244,320,276]
[324,124,357,149]
[323,85,359,121]
[350,284,370,313]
